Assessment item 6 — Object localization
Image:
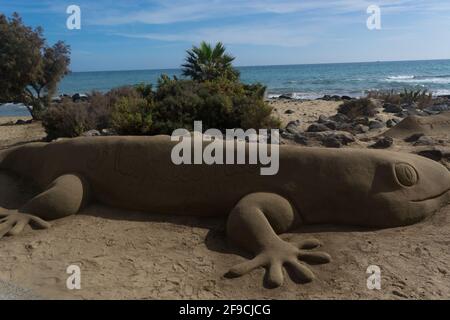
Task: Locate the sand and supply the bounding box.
[0,102,449,300]
[270,99,343,131]
[0,117,46,149]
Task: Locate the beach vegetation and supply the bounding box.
[338,98,378,119]
[42,98,95,140]
[182,41,240,82]
[41,40,279,139]
[111,96,153,135]
[367,89,433,109]
[152,76,279,134]
[0,13,70,120]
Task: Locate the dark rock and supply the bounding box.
[280,131,295,140]
[330,131,356,145]
[396,109,428,117]
[413,136,435,146]
[369,136,394,149]
[404,133,425,143]
[323,120,338,130]
[383,103,403,113]
[395,110,409,118]
[318,115,329,123]
[320,95,344,101]
[306,123,330,133]
[15,119,32,125]
[417,149,443,162]
[72,93,89,102]
[306,131,355,145]
[407,109,427,116]
[293,133,308,145]
[284,109,295,115]
[424,110,441,116]
[101,128,116,136]
[386,119,400,128]
[341,96,352,101]
[336,122,353,131]
[329,113,350,123]
[425,104,450,113]
[353,117,370,126]
[81,130,101,137]
[323,137,342,148]
[279,94,292,100]
[369,120,385,130]
[285,120,301,134]
[401,103,418,110]
[354,124,370,133]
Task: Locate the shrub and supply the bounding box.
[111,96,153,135]
[42,86,145,139]
[42,98,95,140]
[42,76,280,138]
[367,89,433,109]
[152,76,280,134]
[400,89,433,109]
[338,98,378,119]
[367,90,401,105]
[88,91,113,129]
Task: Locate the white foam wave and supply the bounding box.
[387,75,415,80]
[0,103,28,109]
[385,76,450,84]
[433,89,450,96]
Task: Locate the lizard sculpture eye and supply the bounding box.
[395,163,418,187]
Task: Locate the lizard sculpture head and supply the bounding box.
[287,148,450,228]
[367,152,450,227]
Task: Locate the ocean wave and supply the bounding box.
[267,92,323,100]
[385,77,450,84]
[387,75,415,80]
[0,103,27,109]
[385,74,450,84]
[433,89,450,96]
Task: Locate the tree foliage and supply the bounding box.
[0,13,70,119]
[182,41,240,82]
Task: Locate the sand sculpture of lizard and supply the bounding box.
[0,136,449,287]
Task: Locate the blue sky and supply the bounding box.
[1,0,450,72]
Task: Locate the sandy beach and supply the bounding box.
[0,117,46,149]
[0,99,449,299]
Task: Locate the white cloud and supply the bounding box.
[91,0,425,25]
[115,22,317,47]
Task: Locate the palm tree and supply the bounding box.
[182,41,240,82]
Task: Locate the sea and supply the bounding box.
[2,59,450,117]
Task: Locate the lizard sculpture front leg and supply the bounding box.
[0,174,89,238]
[226,193,331,287]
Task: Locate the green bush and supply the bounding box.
[338,98,378,119]
[42,77,280,138]
[42,86,145,139]
[111,96,153,135]
[152,76,280,134]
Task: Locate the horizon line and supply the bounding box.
[70,58,450,74]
